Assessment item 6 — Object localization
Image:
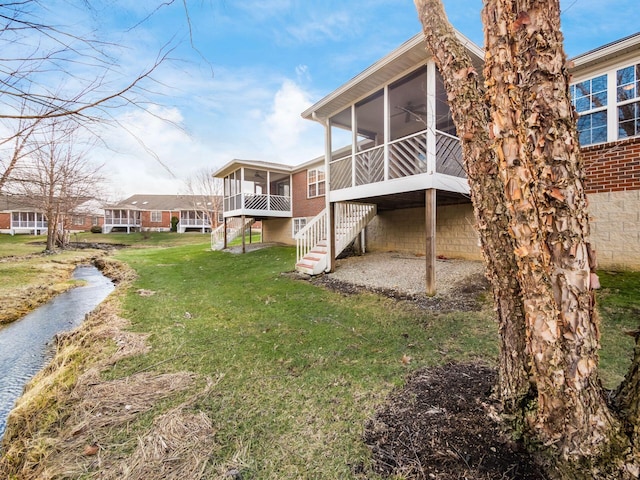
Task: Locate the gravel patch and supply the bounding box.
[307,252,491,312]
[329,252,485,297]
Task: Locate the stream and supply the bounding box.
[0,265,114,439]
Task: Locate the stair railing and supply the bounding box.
[294,208,327,265]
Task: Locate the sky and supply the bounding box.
[11,0,640,199]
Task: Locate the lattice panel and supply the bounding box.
[330,157,353,190]
[269,195,291,211]
[355,146,384,186]
[244,194,268,210]
[436,134,465,178]
[389,134,428,179]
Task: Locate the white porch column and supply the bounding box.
[383,84,390,181]
[351,104,357,188]
[426,60,437,174]
[323,115,334,272]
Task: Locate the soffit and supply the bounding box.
[571,32,640,75]
[302,31,483,122]
[213,159,294,178]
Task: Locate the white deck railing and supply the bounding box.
[211,217,255,250]
[294,202,377,266]
[294,208,327,264]
[224,193,291,213]
[329,129,464,191]
[334,202,377,254]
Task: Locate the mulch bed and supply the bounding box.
[362,363,546,479]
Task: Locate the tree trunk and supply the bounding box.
[414,0,532,420]
[415,0,639,477]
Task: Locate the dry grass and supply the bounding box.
[0,250,113,325]
[0,256,223,480]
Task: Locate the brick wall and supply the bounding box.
[292,170,325,218]
[365,204,482,261]
[583,137,640,193]
[140,210,174,231]
[0,212,10,230]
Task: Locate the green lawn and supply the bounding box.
[106,242,639,478]
[109,243,498,478]
[2,232,638,478]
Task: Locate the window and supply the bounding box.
[292,217,307,237]
[150,210,162,223]
[73,216,84,226]
[617,63,640,139]
[92,216,99,226]
[307,167,325,198]
[571,74,608,145]
[571,63,640,147]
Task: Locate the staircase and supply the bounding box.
[211,217,255,250]
[295,202,377,275]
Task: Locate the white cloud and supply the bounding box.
[262,80,324,162]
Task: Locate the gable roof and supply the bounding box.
[0,194,99,214]
[301,30,484,122]
[109,194,218,211]
[569,31,640,78]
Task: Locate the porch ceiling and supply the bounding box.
[357,190,471,211]
[301,31,483,122]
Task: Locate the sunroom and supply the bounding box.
[103,208,141,234]
[302,32,482,203]
[212,160,293,249]
[216,160,292,218]
[299,31,484,292]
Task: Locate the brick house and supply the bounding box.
[215,31,640,290]
[212,157,325,249]
[104,194,222,234]
[0,194,103,235]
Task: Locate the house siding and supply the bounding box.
[581,136,640,269]
[0,212,10,230]
[583,137,640,193]
[140,210,174,231]
[292,170,324,218]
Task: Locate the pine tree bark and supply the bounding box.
[415,0,640,477]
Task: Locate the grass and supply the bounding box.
[1,232,639,478]
[108,243,499,478]
[596,270,640,388]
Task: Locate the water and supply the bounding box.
[0,265,114,439]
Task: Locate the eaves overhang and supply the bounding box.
[301,30,484,123]
[570,32,640,74]
[213,159,294,179]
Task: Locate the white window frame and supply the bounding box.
[307,167,326,198]
[150,210,162,223]
[571,58,640,146]
[292,217,307,237]
[73,216,84,226]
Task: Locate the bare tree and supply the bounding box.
[7,118,104,251]
[414,0,639,478]
[184,167,224,229]
[0,1,178,192]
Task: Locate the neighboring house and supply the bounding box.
[103,194,221,234]
[0,195,47,235]
[212,157,326,249]
[215,31,640,289]
[0,194,103,235]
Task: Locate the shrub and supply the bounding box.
[90,225,102,234]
